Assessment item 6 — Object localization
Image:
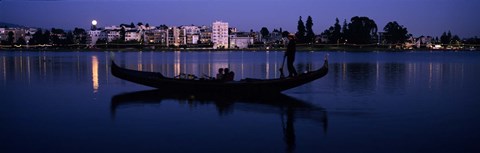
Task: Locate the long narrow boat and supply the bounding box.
[111,59,328,93]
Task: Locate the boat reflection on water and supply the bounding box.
[110,90,328,153]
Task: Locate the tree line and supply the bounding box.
[1,27,88,46]
[260,15,478,45]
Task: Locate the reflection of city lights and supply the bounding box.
[2,56,5,83]
[92,56,99,93]
[174,51,181,76]
[137,51,143,71]
[265,52,269,79]
[27,56,31,84]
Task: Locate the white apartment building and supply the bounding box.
[0,28,5,41]
[104,26,121,30]
[229,32,253,49]
[199,25,212,44]
[125,30,139,42]
[212,21,229,49]
[152,29,167,45]
[181,25,200,44]
[182,25,200,35]
[167,27,182,47]
[107,30,121,42]
[87,30,101,46]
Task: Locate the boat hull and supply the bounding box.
[111,60,328,93]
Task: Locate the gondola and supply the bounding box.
[111,58,328,93]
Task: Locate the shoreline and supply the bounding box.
[1,45,478,52]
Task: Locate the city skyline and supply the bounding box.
[1,0,479,38]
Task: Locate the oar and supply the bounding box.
[279,55,286,78]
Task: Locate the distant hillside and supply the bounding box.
[0,22,26,28]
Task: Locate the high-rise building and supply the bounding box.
[212,21,229,49]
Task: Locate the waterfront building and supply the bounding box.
[144,30,155,44]
[229,32,253,49]
[270,29,283,43]
[212,21,229,49]
[181,25,200,44]
[167,26,182,47]
[107,30,121,42]
[98,31,108,43]
[24,28,37,44]
[125,30,139,42]
[229,27,237,33]
[0,28,28,44]
[178,28,187,45]
[199,25,212,45]
[87,29,101,46]
[249,31,262,44]
[120,24,136,31]
[152,29,168,45]
[0,28,5,42]
[104,25,122,30]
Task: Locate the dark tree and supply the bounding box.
[260,27,270,41]
[73,28,87,44]
[66,31,74,44]
[341,19,348,43]
[331,18,342,44]
[7,31,15,45]
[305,16,315,43]
[452,35,460,43]
[119,27,126,43]
[43,30,51,44]
[130,22,135,28]
[159,24,168,30]
[296,16,306,43]
[440,31,452,44]
[282,31,290,37]
[51,28,66,45]
[344,16,377,44]
[16,37,27,45]
[465,36,480,44]
[383,21,409,44]
[322,18,347,44]
[30,28,43,45]
[51,28,65,35]
[447,31,452,41]
[320,28,331,44]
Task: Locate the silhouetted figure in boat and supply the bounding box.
[285,34,298,77]
[224,68,235,81]
[216,68,224,80]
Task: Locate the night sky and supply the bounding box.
[1,0,479,38]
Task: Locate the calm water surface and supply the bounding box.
[1,50,479,153]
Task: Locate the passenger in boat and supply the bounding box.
[224,68,235,81]
[216,68,224,80]
[227,70,235,81]
[285,33,298,77]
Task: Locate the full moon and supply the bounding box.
[92,20,97,25]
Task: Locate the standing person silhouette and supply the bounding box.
[285,34,298,77]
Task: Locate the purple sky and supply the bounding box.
[1,0,479,38]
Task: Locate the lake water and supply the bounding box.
[1,50,479,153]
